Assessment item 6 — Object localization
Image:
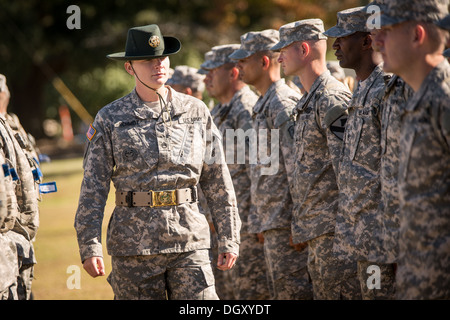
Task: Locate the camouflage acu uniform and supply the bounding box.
[334,64,395,299]
[0,149,19,300]
[204,43,270,299]
[0,115,38,300]
[292,71,357,300]
[379,0,450,300]
[368,75,412,265]
[212,85,269,300]
[273,18,358,300]
[75,87,241,300]
[395,59,450,300]
[251,79,312,299]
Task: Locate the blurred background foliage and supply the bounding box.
[0,0,368,140]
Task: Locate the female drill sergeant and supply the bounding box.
[74,24,241,300]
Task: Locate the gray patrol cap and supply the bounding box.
[323,6,370,38]
[198,50,213,74]
[166,65,205,92]
[271,19,327,51]
[364,0,388,11]
[229,29,280,60]
[199,44,240,70]
[380,0,449,27]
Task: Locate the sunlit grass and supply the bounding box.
[32,157,115,300]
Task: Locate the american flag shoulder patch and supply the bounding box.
[86,124,97,141]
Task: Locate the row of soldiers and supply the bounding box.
[0,73,44,299]
[167,0,450,300]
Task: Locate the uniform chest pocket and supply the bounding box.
[348,112,381,173]
[170,122,205,166]
[380,107,389,156]
[113,125,159,169]
[348,116,364,161]
[295,120,307,162]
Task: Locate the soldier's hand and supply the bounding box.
[256,233,264,244]
[289,236,307,252]
[217,252,237,271]
[83,256,106,278]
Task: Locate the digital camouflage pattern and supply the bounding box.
[211,85,257,234]
[263,229,312,300]
[198,50,213,75]
[250,79,311,299]
[200,44,241,71]
[308,234,361,299]
[323,6,370,38]
[250,79,300,233]
[0,116,39,241]
[108,249,218,300]
[381,0,449,27]
[210,84,270,300]
[334,64,386,261]
[75,87,241,263]
[271,18,328,51]
[396,59,450,299]
[230,233,270,299]
[334,64,396,299]
[290,70,359,299]
[368,75,413,264]
[291,70,351,244]
[0,116,38,300]
[229,29,280,60]
[0,150,19,300]
[0,129,19,235]
[167,65,205,93]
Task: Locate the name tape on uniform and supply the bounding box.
[39,182,58,194]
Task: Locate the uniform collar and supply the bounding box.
[406,59,450,112]
[130,86,189,119]
[253,79,285,114]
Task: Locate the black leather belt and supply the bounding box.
[115,186,198,207]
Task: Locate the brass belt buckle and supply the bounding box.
[151,190,177,207]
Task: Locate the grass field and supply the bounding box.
[32,157,115,300]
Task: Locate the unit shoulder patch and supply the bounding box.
[86,124,97,141]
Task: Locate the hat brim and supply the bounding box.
[107,36,181,61]
[229,49,253,60]
[379,14,408,27]
[270,40,293,51]
[323,26,356,38]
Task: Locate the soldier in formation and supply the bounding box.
[0,73,42,300]
[74,24,240,300]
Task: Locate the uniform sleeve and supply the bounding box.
[271,99,297,193]
[321,91,351,176]
[74,116,114,262]
[199,113,241,256]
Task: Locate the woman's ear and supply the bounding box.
[124,61,134,75]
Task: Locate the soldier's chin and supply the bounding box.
[382,61,395,74]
